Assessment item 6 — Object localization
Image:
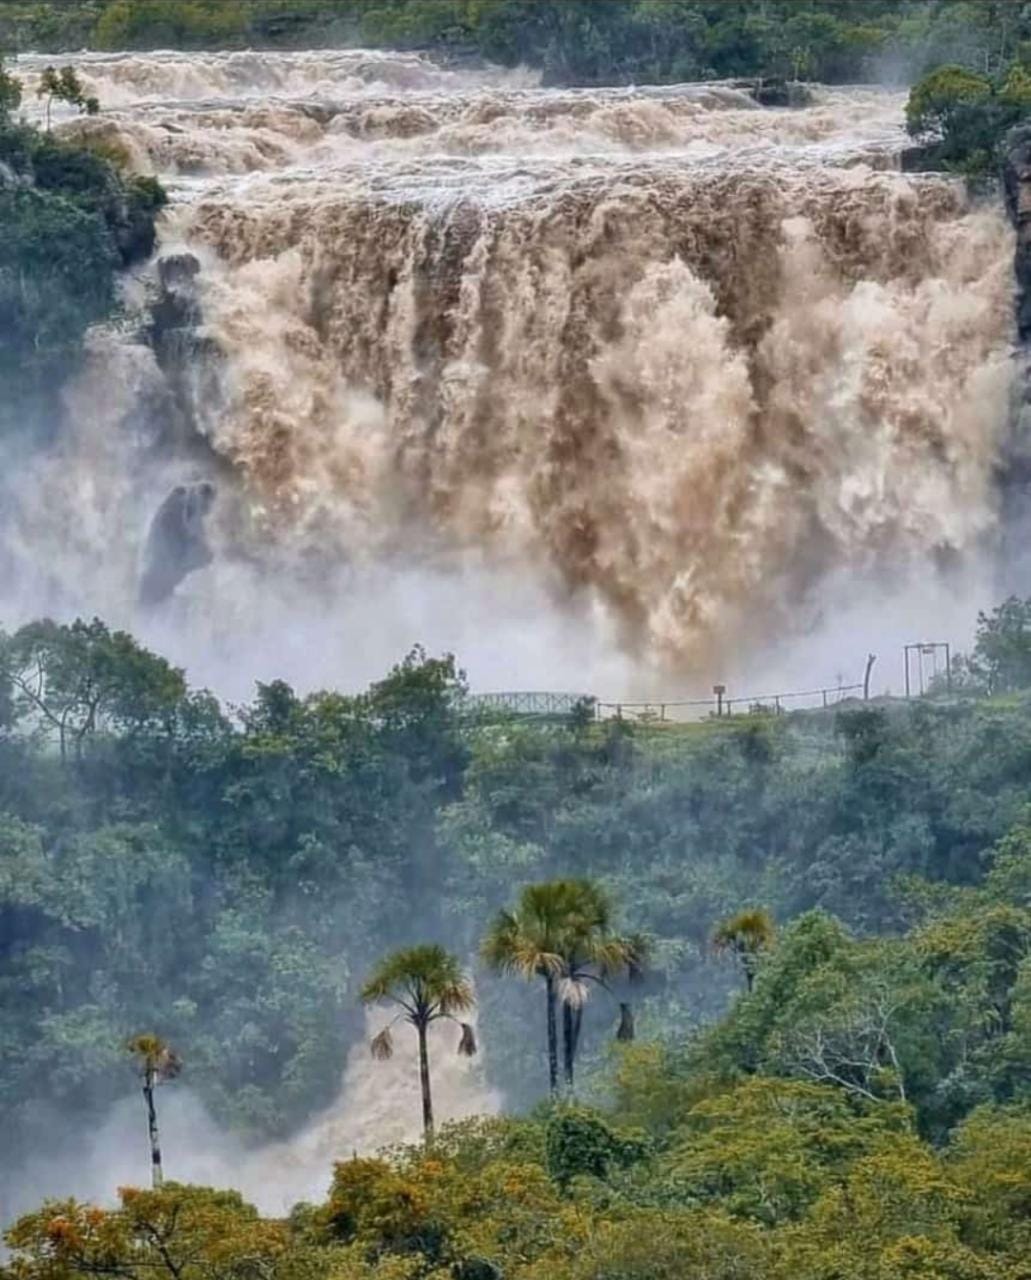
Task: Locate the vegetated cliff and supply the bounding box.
[0,113,166,436]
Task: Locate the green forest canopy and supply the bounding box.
[2,2,1031,86]
[1,603,1030,1159]
[1,606,1030,1275]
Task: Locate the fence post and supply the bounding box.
[864,653,876,701]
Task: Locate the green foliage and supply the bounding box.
[0,103,166,435]
[1,606,1031,1200]
[6,1102,1031,1279]
[654,1078,911,1223]
[970,596,1031,694]
[0,54,22,118]
[1,2,1029,90]
[544,1105,649,1188]
[906,62,1031,174]
[907,63,993,130]
[362,944,474,1017]
[4,1184,292,1280]
[712,907,775,991]
[36,65,99,129]
[94,1,248,49]
[0,618,186,759]
[0,183,117,423]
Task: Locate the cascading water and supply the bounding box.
[2,49,1017,696]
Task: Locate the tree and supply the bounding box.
[3,1184,288,1280]
[482,882,572,1096]
[367,646,469,799]
[0,619,185,761]
[362,944,476,1140]
[553,883,646,1090]
[904,62,1028,174]
[0,53,21,119]
[482,879,643,1095]
[713,908,776,992]
[0,110,166,435]
[35,66,99,132]
[970,596,1031,694]
[126,1034,181,1188]
[93,1,248,50]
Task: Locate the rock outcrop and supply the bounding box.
[1003,124,1031,343]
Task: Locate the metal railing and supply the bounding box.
[464,691,595,718]
[463,681,868,725]
[595,682,866,723]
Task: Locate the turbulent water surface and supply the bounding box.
[2,50,1017,696]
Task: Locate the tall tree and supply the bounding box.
[126,1034,181,1188]
[35,64,99,130]
[0,53,21,119]
[0,618,185,762]
[482,883,568,1096]
[556,882,646,1091]
[713,908,776,992]
[362,944,476,1140]
[483,879,643,1095]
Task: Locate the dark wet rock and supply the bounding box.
[1003,124,1031,343]
[145,251,224,451]
[139,481,216,605]
[750,78,813,108]
[900,143,937,172]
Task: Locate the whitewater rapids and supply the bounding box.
[1,49,1016,695]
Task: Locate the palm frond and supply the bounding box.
[713,908,776,956]
[558,976,590,1009]
[363,945,476,1019]
[161,1048,183,1081]
[624,933,650,982]
[370,1027,394,1061]
[126,1034,181,1080]
[535,950,565,978]
[457,1022,478,1057]
[589,936,635,978]
[438,978,476,1017]
[482,908,564,980]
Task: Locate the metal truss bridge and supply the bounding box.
[463,691,597,719]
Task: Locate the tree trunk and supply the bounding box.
[144,1069,163,1188]
[545,973,558,1096]
[562,1001,583,1090]
[417,1020,434,1140]
[743,957,755,992]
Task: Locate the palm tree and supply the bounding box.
[556,884,647,1090]
[713,908,776,992]
[361,944,476,1140]
[482,879,645,1095]
[126,1034,181,1188]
